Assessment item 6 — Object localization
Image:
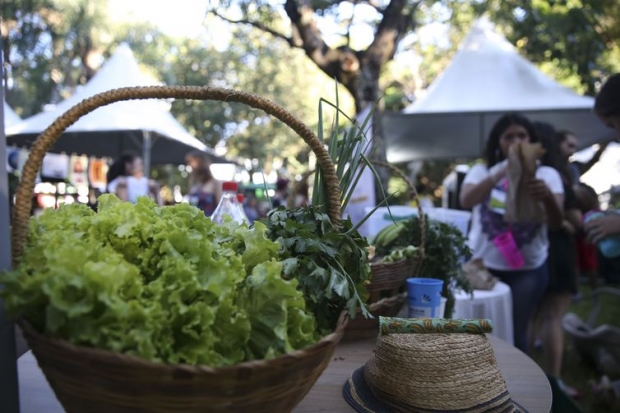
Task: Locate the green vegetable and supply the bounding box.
[241,260,316,360]
[1,195,318,366]
[374,216,472,317]
[380,245,418,263]
[372,221,407,249]
[263,206,371,333]
[259,90,381,331]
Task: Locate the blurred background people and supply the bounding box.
[460,112,564,354]
[186,150,221,216]
[86,187,102,211]
[594,73,620,133]
[529,121,582,397]
[574,183,601,291]
[271,178,289,208]
[585,74,620,244]
[243,194,261,224]
[294,181,310,207]
[106,152,161,205]
[557,129,616,186]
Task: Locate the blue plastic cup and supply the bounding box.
[407,278,444,318]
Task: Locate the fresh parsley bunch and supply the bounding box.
[265,206,371,333]
[262,95,388,331]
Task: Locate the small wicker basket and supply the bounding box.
[10,86,349,413]
[341,292,407,341]
[343,160,426,340]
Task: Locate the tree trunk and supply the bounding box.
[282,0,415,205]
[351,61,390,204]
[211,0,417,204]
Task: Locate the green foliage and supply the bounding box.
[263,206,371,333]
[0,195,318,366]
[379,245,418,263]
[6,0,619,181]
[2,0,354,166]
[386,0,620,108]
[404,0,478,94]
[240,259,317,360]
[160,27,349,161]
[375,216,472,317]
[474,0,620,95]
[2,0,110,116]
[260,92,385,332]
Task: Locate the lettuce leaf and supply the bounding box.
[0,195,318,367]
[240,260,317,360]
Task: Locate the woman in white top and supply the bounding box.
[106,152,161,205]
[460,113,564,353]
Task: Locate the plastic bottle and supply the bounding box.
[211,182,246,225]
[583,210,620,258]
[236,193,250,223]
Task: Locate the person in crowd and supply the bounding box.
[574,183,601,291]
[557,130,616,185]
[106,152,161,205]
[555,130,597,294]
[529,121,582,397]
[271,178,289,208]
[585,74,620,243]
[294,181,310,208]
[186,150,221,216]
[86,187,102,212]
[243,194,261,224]
[460,113,564,353]
[410,183,435,210]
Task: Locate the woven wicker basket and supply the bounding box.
[343,160,426,339]
[11,86,349,413]
[287,161,425,294]
[342,292,407,341]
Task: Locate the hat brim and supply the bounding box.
[343,365,529,413]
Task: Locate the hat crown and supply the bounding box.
[365,333,520,412]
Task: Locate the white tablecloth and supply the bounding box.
[453,281,514,345]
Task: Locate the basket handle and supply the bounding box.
[371,160,426,262]
[11,86,341,264]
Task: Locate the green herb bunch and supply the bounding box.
[263,94,386,331]
[375,216,472,317]
[265,206,370,333]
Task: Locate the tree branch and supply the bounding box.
[365,0,418,67]
[284,0,359,93]
[209,8,299,49]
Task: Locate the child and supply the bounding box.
[574,183,600,291]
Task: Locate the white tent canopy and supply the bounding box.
[7,43,222,171]
[3,102,21,128]
[383,17,614,163]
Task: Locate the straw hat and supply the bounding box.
[343,318,527,412]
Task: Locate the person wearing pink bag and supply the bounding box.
[460,113,564,353]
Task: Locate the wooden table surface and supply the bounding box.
[18,335,551,413]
